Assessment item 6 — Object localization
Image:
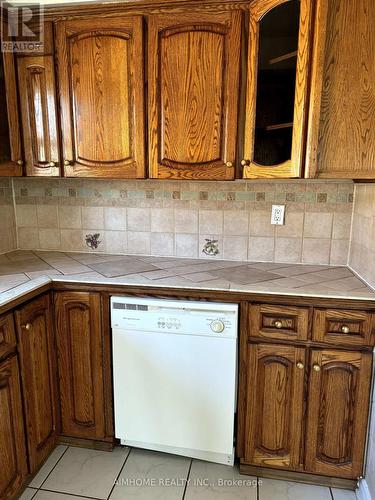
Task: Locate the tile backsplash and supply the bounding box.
[0,179,17,253]
[12,178,354,266]
[349,183,375,287]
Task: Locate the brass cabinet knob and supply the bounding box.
[17,159,24,166]
[341,325,350,334]
[313,364,321,372]
[226,161,233,167]
[64,160,72,166]
[296,362,304,370]
[241,159,250,166]
[274,320,283,329]
[48,161,56,167]
[22,323,32,331]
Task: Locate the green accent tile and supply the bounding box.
[235,191,255,201]
[217,191,227,201]
[274,192,286,202]
[180,191,199,201]
[265,192,275,202]
[304,192,316,203]
[208,192,218,201]
[127,190,145,199]
[154,190,164,200]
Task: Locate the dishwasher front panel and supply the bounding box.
[112,327,237,465]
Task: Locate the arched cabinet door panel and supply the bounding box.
[242,0,313,178]
[243,343,305,470]
[17,56,60,177]
[15,294,58,473]
[56,16,145,178]
[305,350,372,479]
[54,291,105,440]
[148,11,241,180]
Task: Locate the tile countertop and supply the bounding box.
[0,250,374,309]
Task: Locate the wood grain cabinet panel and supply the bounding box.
[0,20,23,176]
[313,309,375,347]
[56,16,145,178]
[0,356,28,500]
[249,304,309,341]
[0,313,16,361]
[306,0,375,179]
[244,343,305,470]
[148,11,241,179]
[305,350,372,479]
[54,291,105,440]
[17,56,60,177]
[15,294,58,474]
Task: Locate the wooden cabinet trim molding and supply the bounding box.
[0,313,16,361]
[243,0,313,179]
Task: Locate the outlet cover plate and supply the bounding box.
[271,205,285,225]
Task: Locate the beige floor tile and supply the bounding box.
[18,488,37,500]
[258,478,331,500]
[34,491,97,500]
[331,488,357,500]
[41,446,130,499]
[29,445,68,488]
[110,449,190,500]
[184,460,257,500]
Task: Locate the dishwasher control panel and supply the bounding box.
[111,297,238,338]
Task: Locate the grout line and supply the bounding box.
[181,458,193,500]
[106,446,132,500]
[37,444,70,490]
[37,487,104,500]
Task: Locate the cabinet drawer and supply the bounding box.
[0,313,16,361]
[313,309,375,347]
[249,304,309,341]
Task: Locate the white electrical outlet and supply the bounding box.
[271,205,285,225]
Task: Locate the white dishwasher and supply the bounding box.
[111,296,238,466]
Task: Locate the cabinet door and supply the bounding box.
[242,0,313,178]
[148,11,241,180]
[0,356,28,500]
[54,291,105,439]
[0,21,23,176]
[17,56,60,177]
[306,0,375,179]
[56,16,145,178]
[15,294,58,473]
[305,350,372,479]
[244,343,305,470]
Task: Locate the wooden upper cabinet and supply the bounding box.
[54,291,106,440]
[305,350,372,479]
[244,343,305,470]
[15,294,58,473]
[17,56,60,176]
[0,21,23,176]
[306,0,375,179]
[148,11,241,180]
[56,16,145,178]
[242,0,313,179]
[0,356,28,500]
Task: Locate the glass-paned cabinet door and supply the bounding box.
[242,0,313,178]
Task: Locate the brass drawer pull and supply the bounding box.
[313,364,321,372]
[274,320,283,329]
[341,325,350,334]
[22,323,32,331]
[296,362,304,370]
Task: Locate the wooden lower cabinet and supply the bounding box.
[241,342,372,481]
[305,349,372,479]
[244,343,305,470]
[15,294,58,474]
[0,356,28,500]
[54,291,106,440]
